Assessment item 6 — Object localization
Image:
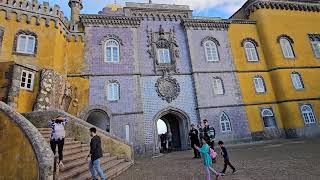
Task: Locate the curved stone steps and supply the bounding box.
[77,159,126,180]
[59,155,117,180]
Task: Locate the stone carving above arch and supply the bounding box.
[100,34,124,45]
[241,38,259,47]
[12,29,38,56]
[277,34,294,44]
[201,36,220,46]
[155,73,180,103]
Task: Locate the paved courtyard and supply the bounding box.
[115,139,320,180]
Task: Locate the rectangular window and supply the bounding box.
[253,77,266,93]
[311,41,320,58]
[107,83,120,101]
[17,35,35,54]
[125,124,130,142]
[157,49,171,64]
[213,78,224,95]
[20,70,35,91]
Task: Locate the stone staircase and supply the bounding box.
[38,128,133,180]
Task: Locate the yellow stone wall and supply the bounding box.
[0,112,38,179]
[0,9,87,114]
[67,77,89,116]
[229,8,320,133]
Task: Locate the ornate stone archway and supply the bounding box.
[153,107,191,152]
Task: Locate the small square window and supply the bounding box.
[157,49,171,64]
[20,70,35,91]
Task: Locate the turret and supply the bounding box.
[68,0,83,23]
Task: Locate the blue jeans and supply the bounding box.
[89,159,106,180]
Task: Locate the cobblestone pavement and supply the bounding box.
[115,139,320,180]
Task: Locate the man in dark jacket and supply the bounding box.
[189,124,201,158]
[87,127,106,180]
[203,119,216,150]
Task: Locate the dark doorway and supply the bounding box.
[86,110,110,132]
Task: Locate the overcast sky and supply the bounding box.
[39,0,246,19]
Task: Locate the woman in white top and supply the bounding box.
[48,116,69,167]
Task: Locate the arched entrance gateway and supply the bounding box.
[154,107,191,152]
[79,105,112,133]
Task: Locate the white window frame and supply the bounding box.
[17,34,36,54]
[291,72,304,90]
[213,77,224,95]
[280,38,295,59]
[204,41,219,62]
[104,39,120,63]
[253,76,266,93]
[311,41,320,58]
[244,42,259,62]
[107,82,120,101]
[20,70,35,91]
[157,48,171,64]
[220,112,232,133]
[300,105,316,124]
[261,108,277,128]
[125,124,130,142]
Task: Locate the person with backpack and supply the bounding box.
[195,137,221,180]
[48,116,69,167]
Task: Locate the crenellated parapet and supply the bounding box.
[125,2,192,21]
[231,0,320,19]
[181,18,230,30]
[80,14,141,28]
[0,0,84,42]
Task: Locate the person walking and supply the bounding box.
[195,137,220,180]
[167,131,172,153]
[87,127,106,180]
[203,119,216,150]
[218,141,236,176]
[160,133,167,153]
[49,116,69,167]
[189,124,201,158]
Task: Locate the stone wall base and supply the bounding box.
[251,128,286,141]
[285,126,320,138]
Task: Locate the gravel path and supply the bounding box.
[115,139,320,180]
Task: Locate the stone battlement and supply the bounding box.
[0,0,83,41]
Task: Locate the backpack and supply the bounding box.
[54,123,65,140]
[209,148,217,159]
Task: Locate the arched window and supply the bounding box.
[220,112,232,132]
[300,105,316,124]
[253,76,266,93]
[291,72,304,90]
[244,41,259,62]
[204,41,219,62]
[279,37,295,59]
[213,77,224,95]
[107,82,120,101]
[261,108,277,128]
[105,39,120,63]
[17,34,36,54]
